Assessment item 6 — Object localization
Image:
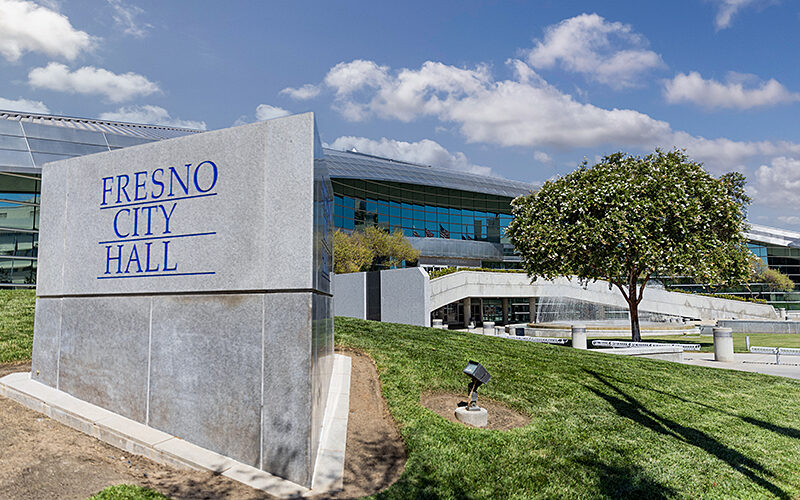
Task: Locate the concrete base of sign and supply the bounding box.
[454,406,488,427]
[0,354,352,498]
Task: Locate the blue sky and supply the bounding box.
[1,0,799,228]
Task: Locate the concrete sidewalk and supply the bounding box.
[681,352,800,380]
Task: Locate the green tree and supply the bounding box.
[333,226,420,274]
[508,149,752,342]
[333,229,374,274]
[748,253,795,294]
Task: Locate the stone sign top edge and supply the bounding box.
[38,112,320,171]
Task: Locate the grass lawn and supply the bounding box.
[0,289,35,363]
[595,333,800,353]
[4,292,800,498]
[88,485,168,499]
[336,317,800,499]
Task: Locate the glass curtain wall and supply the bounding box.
[0,172,40,285]
[332,178,514,244]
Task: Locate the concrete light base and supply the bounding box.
[455,406,488,427]
[571,325,587,349]
[714,327,735,362]
[0,354,352,499]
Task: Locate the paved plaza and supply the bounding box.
[681,352,800,380]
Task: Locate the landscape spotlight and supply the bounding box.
[463,360,491,411]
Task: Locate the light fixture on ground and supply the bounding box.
[455,360,491,427]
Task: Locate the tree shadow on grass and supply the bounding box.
[584,370,789,499]
[375,462,474,500]
[575,456,677,499]
[596,372,800,442]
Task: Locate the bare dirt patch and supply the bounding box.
[0,351,405,499]
[421,392,530,430]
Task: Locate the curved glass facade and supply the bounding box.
[0,172,40,285]
[332,178,514,244]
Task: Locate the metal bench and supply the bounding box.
[468,330,570,345]
[515,337,569,345]
[749,345,800,365]
[592,340,701,351]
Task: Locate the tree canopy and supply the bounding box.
[507,149,752,341]
[751,258,796,293]
[333,226,420,274]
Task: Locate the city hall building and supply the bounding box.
[1,110,798,310]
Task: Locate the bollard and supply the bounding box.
[571,325,587,350]
[482,321,495,335]
[432,319,444,329]
[713,327,734,362]
[779,308,787,320]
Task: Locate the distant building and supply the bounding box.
[1,110,797,309]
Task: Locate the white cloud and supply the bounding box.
[107,0,151,38]
[300,56,800,174]
[710,0,772,30]
[754,157,800,207]
[533,151,553,165]
[320,58,670,149]
[526,13,664,89]
[664,71,800,109]
[280,84,321,100]
[255,104,290,121]
[0,0,93,61]
[0,96,49,113]
[28,62,160,102]
[330,136,493,176]
[99,105,206,130]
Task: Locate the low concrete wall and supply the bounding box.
[332,272,366,319]
[430,272,777,321]
[717,319,800,334]
[332,267,430,327]
[381,267,431,327]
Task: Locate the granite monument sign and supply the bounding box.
[30,113,334,487]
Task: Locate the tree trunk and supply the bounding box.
[629,301,641,342]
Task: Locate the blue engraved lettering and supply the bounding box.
[105,244,123,274]
[162,241,177,271]
[101,177,113,206]
[132,207,139,237]
[116,174,131,203]
[134,171,147,201]
[125,244,143,273]
[144,242,159,272]
[141,205,156,235]
[168,164,190,196]
[113,209,130,238]
[194,160,218,193]
[151,168,165,199]
[160,203,176,234]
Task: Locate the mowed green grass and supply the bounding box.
[87,485,168,500]
[336,317,800,499]
[0,289,35,363]
[3,293,800,498]
[598,333,800,353]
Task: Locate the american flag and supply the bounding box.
[425,228,434,237]
[439,225,450,239]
